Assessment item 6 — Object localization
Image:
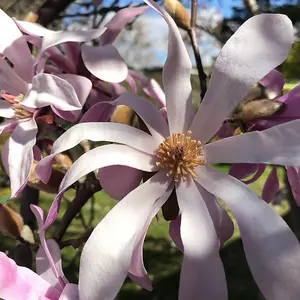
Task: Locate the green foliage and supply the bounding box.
[282,41,300,80]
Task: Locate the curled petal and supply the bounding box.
[262,166,279,203]
[81,44,128,83]
[101,6,149,45]
[287,167,300,206]
[204,120,300,166]
[169,216,184,252]
[196,165,300,300]
[145,0,194,133]
[22,74,82,111]
[43,145,158,229]
[191,14,294,143]
[229,163,259,180]
[176,179,227,300]
[7,118,37,197]
[79,171,171,300]
[259,69,285,97]
[59,284,79,300]
[35,122,158,184]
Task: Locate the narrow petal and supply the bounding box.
[36,240,68,291]
[79,101,113,123]
[169,215,184,252]
[36,122,158,184]
[0,101,14,118]
[0,119,19,136]
[59,284,79,300]
[98,166,143,200]
[259,69,285,97]
[196,165,300,300]
[204,120,300,166]
[195,182,234,247]
[79,171,171,300]
[0,251,60,300]
[129,183,174,290]
[22,74,82,111]
[229,163,259,180]
[7,118,37,197]
[44,145,158,229]
[190,14,293,143]
[81,44,128,83]
[176,179,227,300]
[262,166,279,203]
[287,167,300,206]
[145,0,194,133]
[242,164,266,185]
[0,10,34,82]
[31,205,67,290]
[0,58,28,95]
[100,6,149,45]
[112,93,169,142]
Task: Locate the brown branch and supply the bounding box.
[53,173,101,242]
[188,0,207,100]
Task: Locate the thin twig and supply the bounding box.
[53,173,101,242]
[188,0,207,100]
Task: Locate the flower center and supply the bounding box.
[2,93,33,119]
[156,130,206,181]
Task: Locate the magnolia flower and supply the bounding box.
[36,1,300,299]
[0,9,92,198]
[0,205,78,300]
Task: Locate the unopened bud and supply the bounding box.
[0,204,24,238]
[111,105,135,125]
[164,0,191,30]
[28,160,65,194]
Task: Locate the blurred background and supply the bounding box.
[1,0,300,299]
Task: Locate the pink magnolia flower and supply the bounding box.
[0,204,78,300]
[0,8,92,198]
[35,2,300,299]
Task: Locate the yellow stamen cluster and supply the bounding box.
[13,94,33,119]
[156,130,205,181]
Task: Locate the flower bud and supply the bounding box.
[164,0,191,31]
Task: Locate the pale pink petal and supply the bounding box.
[176,179,227,300]
[79,170,171,300]
[35,122,158,184]
[169,215,184,252]
[0,119,19,136]
[190,14,293,143]
[112,93,169,142]
[0,101,14,118]
[129,70,166,107]
[129,183,174,290]
[195,182,234,247]
[0,58,28,95]
[52,74,92,121]
[0,251,60,300]
[22,74,82,111]
[196,165,300,300]
[7,118,37,197]
[0,11,34,82]
[59,284,79,300]
[125,73,137,93]
[14,20,55,37]
[204,120,300,166]
[287,167,300,206]
[229,163,259,180]
[242,164,266,185]
[62,42,80,65]
[31,205,67,290]
[33,145,43,161]
[79,101,113,123]
[46,47,76,74]
[262,166,279,203]
[36,240,68,291]
[44,145,158,229]
[98,166,142,200]
[100,6,149,45]
[81,44,128,83]
[145,0,194,133]
[259,69,284,97]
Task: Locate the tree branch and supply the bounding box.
[53,173,101,242]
